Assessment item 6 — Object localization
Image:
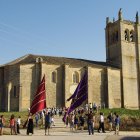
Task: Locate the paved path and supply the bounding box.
[1,129,140,140]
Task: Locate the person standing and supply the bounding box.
[98,112,105,133]
[27,113,34,135]
[89,103,92,111]
[41,110,45,127]
[69,114,74,131]
[17,116,21,134]
[65,115,69,128]
[85,104,89,111]
[115,115,120,135]
[0,115,5,135]
[93,103,97,112]
[74,114,78,131]
[79,113,85,131]
[10,114,17,135]
[51,115,55,127]
[45,112,51,135]
[35,113,39,128]
[107,113,113,132]
[87,111,94,135]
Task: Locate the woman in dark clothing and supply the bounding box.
[27,113,34,135]
[45,112,51,135]
[79,114,85,131]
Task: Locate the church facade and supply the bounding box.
[0,10,140,111]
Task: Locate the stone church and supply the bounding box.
[0,10,140,111]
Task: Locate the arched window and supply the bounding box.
[130,30,134,42]
[73,72,79,83]
[13,86,18,98]
[124,29,129,41]
[52,71,57,83]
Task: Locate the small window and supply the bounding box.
[130,30,134,42]
[13,86,17,98]
[124,29,129,41]
[116,31,118,41]
[73,72,79,83]
[52,71,57,83]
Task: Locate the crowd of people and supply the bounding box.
[63,106,120,135]
[0,105,120,136]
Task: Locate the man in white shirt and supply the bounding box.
[98,112,105,133]
[17,116,21,134]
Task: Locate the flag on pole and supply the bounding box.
[30,75,46,115]
[64,72,88,119]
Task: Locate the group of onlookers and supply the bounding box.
[0,114,21,135]
[9,114,21,135]
[63,108,120,135]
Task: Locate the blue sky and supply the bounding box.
[0,0,140,65]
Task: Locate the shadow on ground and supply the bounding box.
[120,137,140,140]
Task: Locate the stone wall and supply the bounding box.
[121,23,139,109]
[107,67,121,108]
[1,55,138,111]
[88,66,107,107]
[4,65,20,111]
[42,63,63,108]
[20,64,35,111]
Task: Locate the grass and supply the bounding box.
[99,108,140,118]
[0,108,140,131]
[0,111,28,127]
[97,108,140,131]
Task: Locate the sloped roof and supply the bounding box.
[0,54,118,68]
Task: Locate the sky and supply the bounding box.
[0,0,140,65]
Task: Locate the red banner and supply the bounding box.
[30,75,46,115]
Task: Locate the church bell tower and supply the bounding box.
[105,9,140,109]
